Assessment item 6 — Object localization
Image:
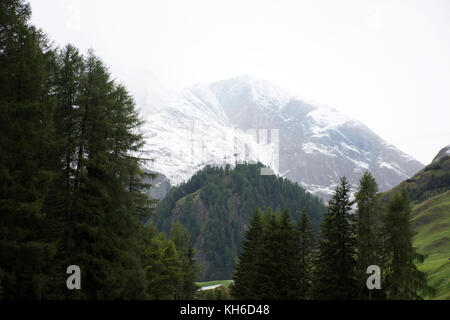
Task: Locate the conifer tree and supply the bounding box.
[269,209,301,300]
[0,1,186,300]
[56,50,152,299]
[312,177,358,299]
[231,209,265,299]
[355,171,384,299]
[143,224,191,300]
[170,222,200,299]
[233,208,301,299]
[0,0,58,299]
[382,190,435,299]
[51,44,84,218]
[297,208,316,299]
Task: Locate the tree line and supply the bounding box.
[0,0,198,299]
[232,172,436,300]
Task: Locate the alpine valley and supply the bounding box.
[3,0,447,302]
[146,76,426,281]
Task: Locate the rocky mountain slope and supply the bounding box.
[143,76,424,199]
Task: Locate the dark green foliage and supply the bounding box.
[231,209,265,299]
[142,222,199,300]
[0,0,58,299]
[232,208,302,300]
[0,1,198,299]
[48,48,155,299]
[297,208,316,299]
[259,209,302,299]
[231,175,435,301]
[0,1,437,300]
[381,190,436,299]
[312,177,358,299]
[154,163,326,280]
[355,171,385,299]
[170,222,200,299]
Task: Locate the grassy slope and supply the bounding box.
[412,191,450,300]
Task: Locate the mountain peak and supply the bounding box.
[432,145,450,163]
[209,75,291,111]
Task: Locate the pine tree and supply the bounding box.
[382,190,436,299]
[297,208,316,299]
[312,177,358,299]
[355,171,385,299]
[231,209,265,299]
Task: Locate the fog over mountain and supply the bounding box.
[143,76,424,200]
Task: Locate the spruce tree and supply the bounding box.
[271,209,302,300]
[312,177,358,299]
[235,208,301,300]
[297,208,316,299]
[231,209,265,299]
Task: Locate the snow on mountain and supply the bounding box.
[142,76,424,200]
[142,80,278,186]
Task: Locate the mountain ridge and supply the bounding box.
[144,76,423,200]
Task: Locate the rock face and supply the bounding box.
[146,171,172,200]
[143,75,424,200]
[432,145,450,163]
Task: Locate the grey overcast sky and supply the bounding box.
[30,0,450,164]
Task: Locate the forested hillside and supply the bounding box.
[153,163,326,280]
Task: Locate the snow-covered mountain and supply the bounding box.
[142,76,424,200]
